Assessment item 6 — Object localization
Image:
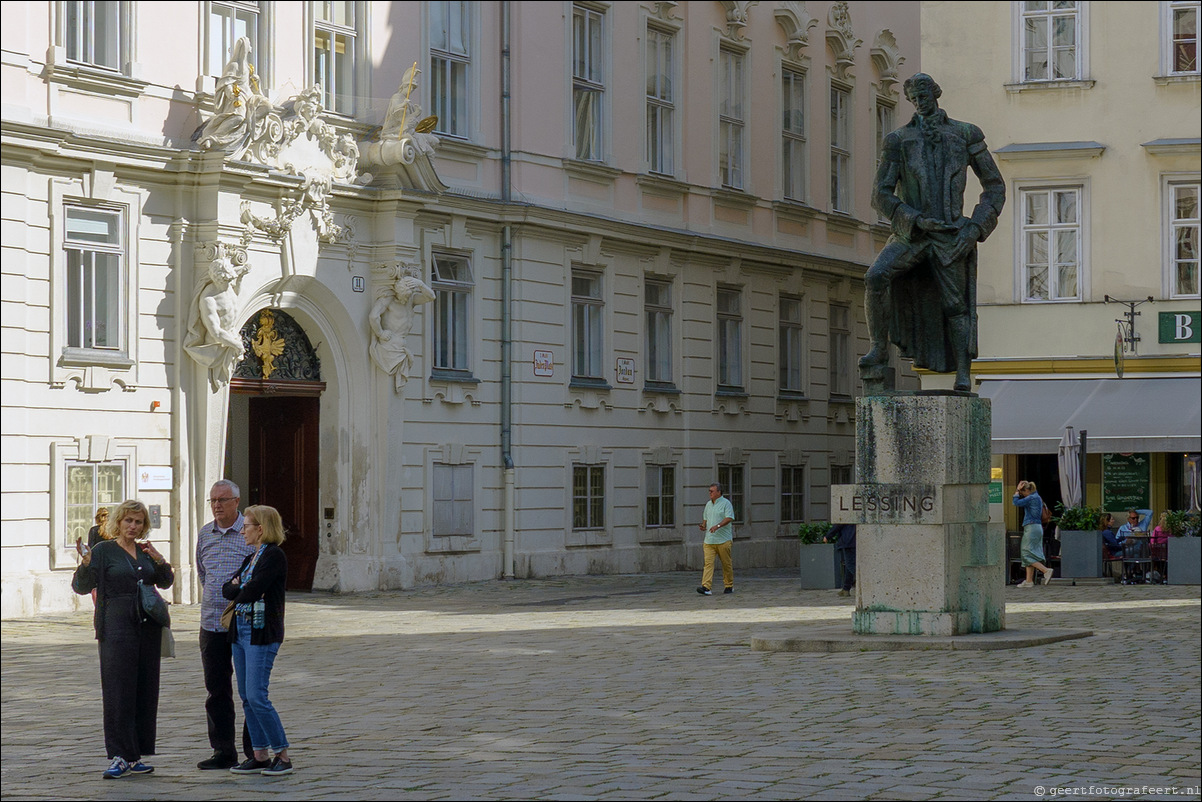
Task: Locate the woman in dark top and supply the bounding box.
[71,499,174,779]
[86,505,110,549]
[223,504,293,777]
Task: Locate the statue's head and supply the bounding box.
[903,73,942,103]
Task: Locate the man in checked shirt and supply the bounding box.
[195,480,256,770]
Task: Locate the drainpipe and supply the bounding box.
[169,217,186,605]
[501,0,515,579]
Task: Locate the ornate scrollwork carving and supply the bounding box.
[719,1,757,40]
[775,1,820,62]
[871,29,906,99]
[826,1,863,80]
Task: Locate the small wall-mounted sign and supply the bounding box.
[148,505,162,530]
[138,467,173,491]
[615,357,635,384]
[533,350,554,377]
[1159,311,1201,343]
[352,276,366,293]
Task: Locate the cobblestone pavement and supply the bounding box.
[2,570,1200,801]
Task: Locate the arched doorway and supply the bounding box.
[227,308,324,591]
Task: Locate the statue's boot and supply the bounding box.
[859,285,891,370]
[949,313,972,392]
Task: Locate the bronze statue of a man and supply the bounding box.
[859,73,1006,394]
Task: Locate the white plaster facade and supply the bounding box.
[1,1,921,616]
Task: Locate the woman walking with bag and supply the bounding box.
[71,499,174,779]
[1012,481,1055,587]
[223,505,293,777]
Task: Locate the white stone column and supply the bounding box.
[832,395,1004,635]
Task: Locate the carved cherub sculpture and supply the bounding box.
[369,266,436,391]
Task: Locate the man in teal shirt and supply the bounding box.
[697,483,735,595]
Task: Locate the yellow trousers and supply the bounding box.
[702,541,734,590]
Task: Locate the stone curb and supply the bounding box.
[750,627,1093,652]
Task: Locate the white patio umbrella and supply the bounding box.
[1058,426,1082,509]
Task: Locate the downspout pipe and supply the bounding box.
[501,0,515,579]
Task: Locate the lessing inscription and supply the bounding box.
[830,484,942,525]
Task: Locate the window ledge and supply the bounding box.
[642,381,681,395]
[430,369,479,385]
[829,394,855,404]
[772,199,821,221]
[1004,79,1095,93]
[777,391,810,402]
[45,55,148,99]
[564,158,621,183]
[58,349,134,370]
[570,377,612,391]
[636,173,690,197]
[826,212,866,235]
[1153,73,1201,86]
[435,137,491,160]
[1141,137,1201,155]
[713,187,757,210]
[715,386,748,398]
[995,141,1105,161]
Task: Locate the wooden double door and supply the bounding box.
[247,395,320,591]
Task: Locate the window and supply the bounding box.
[646,26,675,175]
[645,465,675,528]
[65,206,123,352]
[572,465,605,529]
[572,270,604,381]
[1021,187,1082,301]
[781,465,805,523]
[65,461,125,550]
[1021,1,1081,81]
[717,287,743,390]
[831,464,853,485]
[718,48,745,189]
[431,253,473,372]
[572,5,605,161]
[645,279,673,385]
[1170,181,1200,298]
[430,0,470,137]
[717,465,745,523]
[875,100,895,169]
[830,85,851,212]
[779,295,805,394]
[782,68,806,201]
[432,463,473,536]
[64,1,122,70]
[1167,1,1200,74]
[208,1,260,77]
[829,303,852,397]
[313,0,357,115]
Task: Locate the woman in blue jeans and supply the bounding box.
[1012,481,1055,587]
[222,505,292,776]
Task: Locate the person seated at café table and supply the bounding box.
[1098,513,1125,578]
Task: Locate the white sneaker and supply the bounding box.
[1042,568,1055,586]
[1017,580,1034,588]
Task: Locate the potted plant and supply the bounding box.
[798,521,840,589]
[1166,510,1201,585]
[1054,504,1105,579]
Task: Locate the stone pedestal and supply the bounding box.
[832,395,1004,635]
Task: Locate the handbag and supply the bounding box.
[220,600,237,631]
[161,626,176,658]
[138,580,171,628]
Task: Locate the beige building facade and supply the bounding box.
[920,1,1201,525]
[1,1,922,616]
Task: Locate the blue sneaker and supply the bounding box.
[102,757,130,779]
[128,762,154,775]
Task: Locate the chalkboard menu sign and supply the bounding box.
[1102,453,1150,511]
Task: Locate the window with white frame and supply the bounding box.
[829,303,852,397]
[572,464,605,529]
[208,1,260,77]
[65,461,125,550]
[645,464,675,528]
[429,0,470,137]
[1021,187,1082,301]
[717,465,745,523]
[1167,1,1200,75]
[1169,180,1200,298]
[65,205,124,352]
[717,287,743,390]
[830,84,851,212]
[313,0,357,116]
[431,253,473,373]
[782,67,806,201]
[646,26,675,175]
[572,269,604,381]
[719,48,745,189]
[780,465,805,523]
[779,295,805,394]
[645,278,673,385]
[1021,1,1081,81]
[572,4,605,161]
[64,1,123,70]
[432,462,473,536]
[875,99,895,169]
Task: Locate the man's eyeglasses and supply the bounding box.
[208,497,235,505]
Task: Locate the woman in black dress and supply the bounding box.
[72,499,174,779]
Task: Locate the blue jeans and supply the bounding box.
[231,620,288,753]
